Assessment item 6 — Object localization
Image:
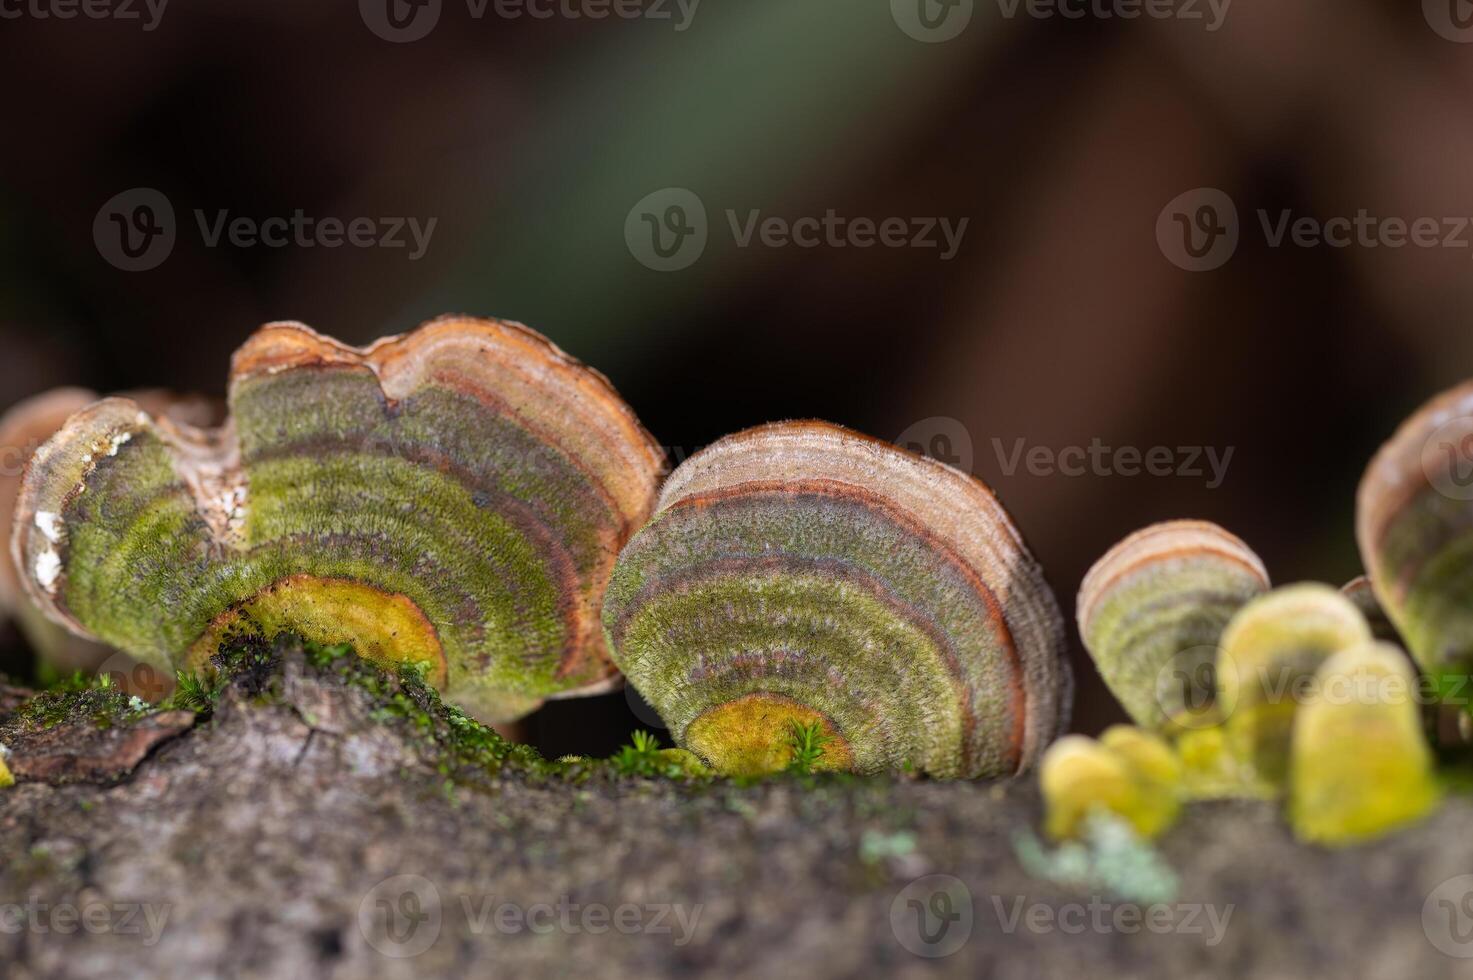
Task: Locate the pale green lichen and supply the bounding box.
[1015,811,1179,905]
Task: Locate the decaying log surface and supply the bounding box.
[0,641,1470,980]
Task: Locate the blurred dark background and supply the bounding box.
[1,0,1468,754]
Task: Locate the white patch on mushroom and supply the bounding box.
[34,511,63,543]
[35,549,61,590]
[107,430,133,456]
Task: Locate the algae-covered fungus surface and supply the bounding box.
[11,317,666,725]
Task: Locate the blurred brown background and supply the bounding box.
[1,0,1468,752]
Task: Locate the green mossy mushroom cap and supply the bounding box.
[1078,520,1269,731]
[1358,378,1473,692]
[1289,641,1441,846]
[11,316,666,722]
[602,420,1072,779]
[1217,583,1372,786]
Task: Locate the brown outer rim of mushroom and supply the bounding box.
[1357,379,1473,604]
[1076,519,1269,640]
[233,315,666,523]
[0,387,102,613]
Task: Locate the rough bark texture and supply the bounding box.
[0,642,1469,980]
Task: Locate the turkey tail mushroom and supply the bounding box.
[602,420,1071,778]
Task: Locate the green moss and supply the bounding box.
[784,719,833,775]
[6,678,149,735]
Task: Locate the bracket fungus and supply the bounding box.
[1358,378,1473,696]
[1288,641,1441,845]
[1039,726,1181,840]
[1078,520,1269,731]
[1216,584,1372,786]
[11,317,665,722]
[601,420,1072,778]
[1,387,216,679]
[1340,575,1402,645]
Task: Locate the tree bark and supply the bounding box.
[0,641,1466,979]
